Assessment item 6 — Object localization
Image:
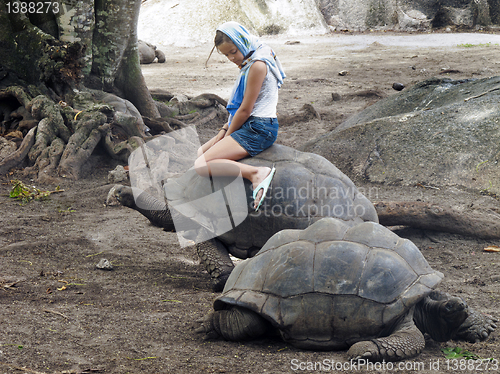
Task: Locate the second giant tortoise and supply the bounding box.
[196,217,496,361]
[138,40,166,64]
[113,144,378,290]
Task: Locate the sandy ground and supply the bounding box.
[1,31,500,374]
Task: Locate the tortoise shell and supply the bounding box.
[165,144,378,257]
[214,217,443,349]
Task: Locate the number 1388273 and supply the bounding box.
[6,2,60,14]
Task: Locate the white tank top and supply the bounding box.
[251,66,278,118]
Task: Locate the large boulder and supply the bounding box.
[302,76,500,196]
[318,0,496,31]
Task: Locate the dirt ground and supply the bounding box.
[1,31,500,374]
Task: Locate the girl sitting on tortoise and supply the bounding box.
[195,21,286,211]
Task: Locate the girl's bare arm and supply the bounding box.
[225,61,267,136]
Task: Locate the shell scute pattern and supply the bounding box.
[262,241,315,297]
[313,241,367,295]
[165,145,379,257]
[358,248,417,304]
[215,217,444,346]
[343,221,400,250]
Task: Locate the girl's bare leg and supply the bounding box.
[194,136,272,209]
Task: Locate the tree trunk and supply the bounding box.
[0,0,226,180]
[89,0,159,118]
[375,201,500,239]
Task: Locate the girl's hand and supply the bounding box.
[198,128,227,155]
[213,128,227,145]
[215,130,225,142]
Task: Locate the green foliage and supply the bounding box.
[9,179,57,204]
[58,207,76,213]
[442,346,479,360]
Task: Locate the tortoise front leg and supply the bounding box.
[196,306,270,341]
[196,238,234,292]
[455,309,497,343]
[348,315,424,362]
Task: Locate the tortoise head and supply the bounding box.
[414,290,468,342]
[113,184,137,208]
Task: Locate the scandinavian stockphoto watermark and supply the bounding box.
[252,182,379,220]
[128,126,380,246]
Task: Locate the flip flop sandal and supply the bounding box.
[252,165,276,212]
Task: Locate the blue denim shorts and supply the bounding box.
[230,116,278,157]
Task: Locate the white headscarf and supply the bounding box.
[217,22,286,125]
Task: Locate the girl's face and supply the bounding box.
[218,41,244,67]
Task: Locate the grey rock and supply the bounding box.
[96,258,114,270]
[108,165,128,184]
[392,82,405,91]
[303,76,500,196]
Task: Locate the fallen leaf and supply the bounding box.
[57,285,67,291]
[484,245,500,252]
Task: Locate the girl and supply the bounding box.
[194,21,285,211]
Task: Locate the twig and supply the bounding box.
[2,280,21,290]
[43,308,69,319]
[464,85,500,102]
[415,183,440,190]
[48,189,65,194]
[85,251,104,258]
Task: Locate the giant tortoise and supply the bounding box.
[196,217,496,361]
[138,40,166,64]
[112,144,378,290]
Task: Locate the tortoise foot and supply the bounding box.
[212,271,231,292]
[195,312,221,340]
[456,309,497,343]
[195,307,269,342]
[348,340,382,362]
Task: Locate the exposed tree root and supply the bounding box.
[0,86,228,180]
[143,116,188,134]
[0,126,36,175]
[58,111,109,180]
[375,201,500,239]
[149,89,174,102]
